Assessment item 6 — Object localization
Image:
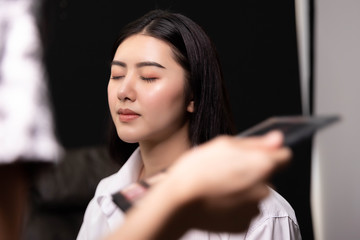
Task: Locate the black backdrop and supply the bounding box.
[40,0,313,239]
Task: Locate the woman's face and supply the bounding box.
[108,34,193,144]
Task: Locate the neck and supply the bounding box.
[139,123,191,180]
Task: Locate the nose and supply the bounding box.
[117,74,136,102]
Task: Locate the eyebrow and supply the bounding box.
[136,61,165,69]
[111,60,165,69]
[111,60,126,67]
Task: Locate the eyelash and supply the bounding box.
[140,76,157,82]
[110,76,157,82]
[111,76,124,80]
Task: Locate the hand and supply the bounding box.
[165,131,292,232]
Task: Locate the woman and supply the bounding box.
[77,9,301,240]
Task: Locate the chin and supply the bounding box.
[117,134,139,143]
[116,128,141,143]
[121,138,139,144]
[117,134,142,144]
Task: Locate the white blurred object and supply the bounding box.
[0,0,62,163]
[295,0,311,116]
[312,0,360,240]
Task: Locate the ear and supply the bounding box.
[187,100,194,113]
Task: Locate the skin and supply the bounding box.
[108,34,193,179]
[104,131,292,240]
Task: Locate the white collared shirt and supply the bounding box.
[77,148,302,240]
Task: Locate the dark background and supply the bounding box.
[37,0,313,239]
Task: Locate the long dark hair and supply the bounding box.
[108,9,235,164]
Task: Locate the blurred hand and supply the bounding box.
[166,131,292,232]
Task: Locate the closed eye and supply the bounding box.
[111,76,124,80]
[141,76,157,82]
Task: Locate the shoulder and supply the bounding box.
[244,187,302,239]
[260,188,298,220]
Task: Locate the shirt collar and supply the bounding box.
[95,147,143,218]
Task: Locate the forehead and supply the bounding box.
[114,34,175,63]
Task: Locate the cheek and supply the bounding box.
[142,83,185,120]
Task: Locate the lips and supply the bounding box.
[117,108,140,122]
